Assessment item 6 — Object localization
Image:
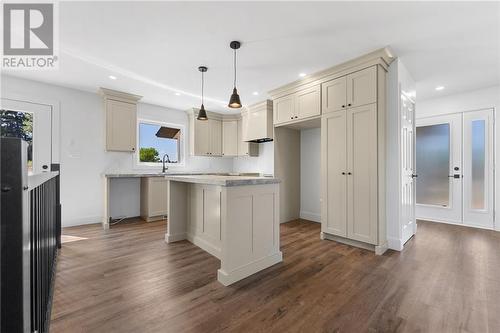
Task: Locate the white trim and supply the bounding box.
[387,236,404,251]
[417,217,495,231]
[217,252,283,286]
[299,210,321,223]
[135,118,186,168]
[165,232,187,243]
[63,216,102,227]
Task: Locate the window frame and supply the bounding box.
[135,118,185,168]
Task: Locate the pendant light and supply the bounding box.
[228,41,242,108]
[197,66,208,120]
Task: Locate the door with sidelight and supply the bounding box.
[415,109,494,229]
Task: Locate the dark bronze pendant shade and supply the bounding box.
[228,41,242,108]
[197,66,208,120]
[228,87,241,108]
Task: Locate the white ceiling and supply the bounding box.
[5,1,499,113]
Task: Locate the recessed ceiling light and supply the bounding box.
[299,73,307,77]
[435,86,445,91]
[175,92,181,96]
[252,91,259,96]
[108,75,117,80]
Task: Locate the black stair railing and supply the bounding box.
[1,137,61,333]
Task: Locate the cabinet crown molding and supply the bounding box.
[99,87,142,103]
[268,47,395,99]
[241,99,273,115]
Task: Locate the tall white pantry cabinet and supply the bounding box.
[270,48,393,254]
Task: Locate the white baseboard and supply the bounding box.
[217,251,283,286]
[300,211,321,223]
[63,215,102,227]
[387,237,404,251]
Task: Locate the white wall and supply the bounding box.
[417,85,500,231]
[232,141,274,175]
[300,128,321,222]
[1,75,233,226]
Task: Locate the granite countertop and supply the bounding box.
[164,174,280,187]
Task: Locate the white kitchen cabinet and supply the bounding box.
[190,115,222,156]
[209,119,222,156]
[101,88,142,152]
[237,118,259,157]
[222,120,238,156]
[321,76,347,114]
[347,66,377,108]
[295,85,321,119]
[274,94,295,124]
[273,85,320,125]
[321,103,378,245]
[322,66,377,114]
[191,117,210,156]
[321,110,347,236]
[140,177,168,222]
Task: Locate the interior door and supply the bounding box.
[347,104,378,245]
[462,109,494,228]
[400,93,416,244]
[1,98,52,174]
[416,114,462,223]
[321,110,347,236]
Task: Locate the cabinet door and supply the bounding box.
[222,120,238,156]
[148,177,168,217]
[321,111,347,237]
[193,118,209,156]
[273,94,295,124]
[322,76,347,114]
[106,99,136,152]
[346,104,378,244]
[346,66,377,108]
[237,118,249,156]
[296,85,321,120]
[209,119,222,156]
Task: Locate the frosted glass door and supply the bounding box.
[415,114,462,223]
[463,110,494,228]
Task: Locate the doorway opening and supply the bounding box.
[0,99,53,174]
[415,109,494,229]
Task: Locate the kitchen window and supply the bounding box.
[137,120,183,165]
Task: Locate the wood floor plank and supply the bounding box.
[50,219,500,333]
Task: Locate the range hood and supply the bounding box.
[244,100,273,143]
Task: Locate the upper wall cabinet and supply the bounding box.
[100,88,142,152]
[246,100,273,142]
[273,85,320,125]
[222,120,238,156]
[190,115,222,156]
[322,66,377,114]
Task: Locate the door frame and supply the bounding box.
[1,91,60,165]
[416,108,495,230]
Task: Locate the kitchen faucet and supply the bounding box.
[162,154,170,173]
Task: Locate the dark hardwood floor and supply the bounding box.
[51,219,500,332]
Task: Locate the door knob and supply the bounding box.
[342,105,345,108]
[411,174,418,178]
[342,172,346,175]
[348,103,352,106]
[347,172,352,175]
[448,174,461,179]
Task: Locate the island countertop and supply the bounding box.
[165,174,280,187]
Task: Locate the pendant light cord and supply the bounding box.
[201,70,204,105]
[233,48,237,88]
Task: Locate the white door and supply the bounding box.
[1,98,52,174]
[462,109,494,228]
[401,93,416,244]
[416,114,462,223]
[416,109,494,229]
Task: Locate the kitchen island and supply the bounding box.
[165,174,282,286]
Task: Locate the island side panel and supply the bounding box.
[218,183,282,286]
[165,180,188,242]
